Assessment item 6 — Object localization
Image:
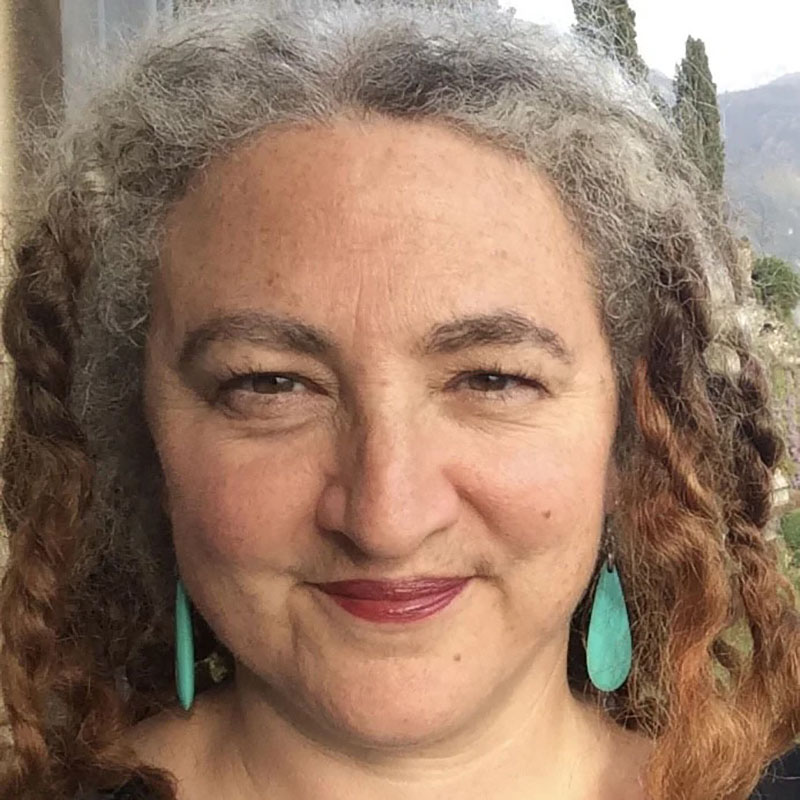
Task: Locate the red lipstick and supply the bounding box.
[314,578,470,622]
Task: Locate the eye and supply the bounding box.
[212,366,547,418]
[215,371,314,412]
[451,366,547,399]
[222,373,307,395]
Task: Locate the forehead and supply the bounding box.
[158,116,597,349]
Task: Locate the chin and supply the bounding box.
[300,667,491,750]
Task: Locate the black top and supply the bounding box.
[751,745,800,799]
[84,745,800,799]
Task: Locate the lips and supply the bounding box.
[313,577,470,622]
[315,577,469,600]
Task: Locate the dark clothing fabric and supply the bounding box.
[86,745,800,799]
[751,744,800,799]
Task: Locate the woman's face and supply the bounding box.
[145,117,619,747]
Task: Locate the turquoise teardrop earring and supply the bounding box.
[586,518,632,692]
[175,578,195,711]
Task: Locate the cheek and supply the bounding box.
[458,424,611,548]
[161,436,321,568]
[476,455,603,621]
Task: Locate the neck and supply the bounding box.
[190,653,647,800]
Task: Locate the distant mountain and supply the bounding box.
[767,73,800,88]
[719,76,800,270]
[646,72,800,271]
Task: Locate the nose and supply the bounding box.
[315,406,461,561]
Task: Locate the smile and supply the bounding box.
[314,578,470,623]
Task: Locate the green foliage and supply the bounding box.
[674,37,725,191]
[752,255,800,320]
[781,511,800,568]
[572,0,648,84]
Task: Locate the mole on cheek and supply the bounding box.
[542,509,552,519]
[453,653,462,662]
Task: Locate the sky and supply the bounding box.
[499,0,800,93]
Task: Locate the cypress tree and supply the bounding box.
[572,0,648,84]
[674,36,725,191]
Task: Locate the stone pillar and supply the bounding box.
[0,0,63,411]
[6,0,64,176]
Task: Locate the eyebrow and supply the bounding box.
[177,308,573,369]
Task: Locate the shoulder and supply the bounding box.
[88,684,234,800]
[73,707,200,800]
[123,683,231,771]
[751,744,800,799]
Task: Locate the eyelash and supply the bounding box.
[216,362,547,405]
